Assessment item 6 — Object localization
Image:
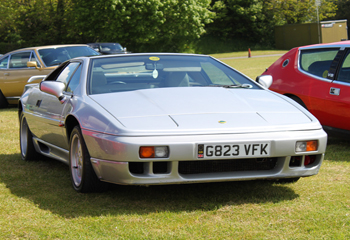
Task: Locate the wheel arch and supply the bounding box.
[283,93,308,109]
[18,100,23,121]
[65,115,80,143]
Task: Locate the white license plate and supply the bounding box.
[197,142,271,159]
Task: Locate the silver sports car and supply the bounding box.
[19,53,327,193]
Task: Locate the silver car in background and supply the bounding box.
[19,53,327,193]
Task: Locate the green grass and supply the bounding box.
[210,50,288,80]
[1,55,350,239]
[210,50,287,59]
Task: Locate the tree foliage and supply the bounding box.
[0,0,344,53]
[265,0,337,25]
[68,0,213,52]
[206,0,274,45]
[333,0,350,22]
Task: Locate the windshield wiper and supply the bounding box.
[204,84,252,88]
[223,84,252,88]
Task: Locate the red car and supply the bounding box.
[259,41,350,137]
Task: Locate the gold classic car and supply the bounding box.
[0,44,99,107]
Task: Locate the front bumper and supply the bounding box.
[83,129,327,185]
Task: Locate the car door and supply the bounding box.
[27,61,82,149]
[324,48,350,131]
[1,51,51,101]
[299,47,341,126]
[0,55,9,89]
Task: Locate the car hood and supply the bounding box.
[89,87,321,135]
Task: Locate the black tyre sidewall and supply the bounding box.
[0,89,9,109]
[19,112,38,161]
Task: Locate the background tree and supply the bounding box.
[206,0,265,42]
[265,0,337,25]
[67,0,214,52]
[334,0,350,21]
[201,0,275,53]
[0,0,343,54]
[0,0,22,50]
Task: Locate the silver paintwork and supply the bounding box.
[19,53,328,186]
[27,75,46,83]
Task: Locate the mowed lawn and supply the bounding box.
[0,52,349,239]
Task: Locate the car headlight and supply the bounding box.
[139,146,169,158]
[295,140,318,152]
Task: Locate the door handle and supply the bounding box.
[330,87,340,96]
[4,73,9,76]
[36,100,42,107]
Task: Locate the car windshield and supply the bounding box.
[88,55,260,95]
[100,43,123,51]
[39,46,99,67]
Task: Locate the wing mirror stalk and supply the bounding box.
[40,81,66,103]
[256,75,273,88]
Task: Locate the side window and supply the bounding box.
[9,52,31,69]
[45,62,70,80]
[336,50,350,83]
[300,48,339,78]
[0,56,9,69]
[66,64,82,93]
[56,62,80,85]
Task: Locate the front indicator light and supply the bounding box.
[295,140,318,152]
[139,147,155,158]
[139,146,169,158]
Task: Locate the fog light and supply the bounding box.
[139,146,169,158]
[296,140,318,152]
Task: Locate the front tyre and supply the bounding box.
[69,126,108,193]
[0,89,9,108]
[20,112,40,161]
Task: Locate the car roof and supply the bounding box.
[74,52,211,61]
[298,40,350,50]
[88,42,121,45]
[4,44,91,55]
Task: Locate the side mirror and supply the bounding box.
[256,75,273,88]
[40,81,66,103]
[123,47,127,52]
[27,61,40,70]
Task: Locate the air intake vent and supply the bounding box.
[179,158,277,175]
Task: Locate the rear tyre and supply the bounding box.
[20,112,41,161]
[0,89,9,108]
[69,126,109,193]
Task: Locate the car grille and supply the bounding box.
[178,158,278,175]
